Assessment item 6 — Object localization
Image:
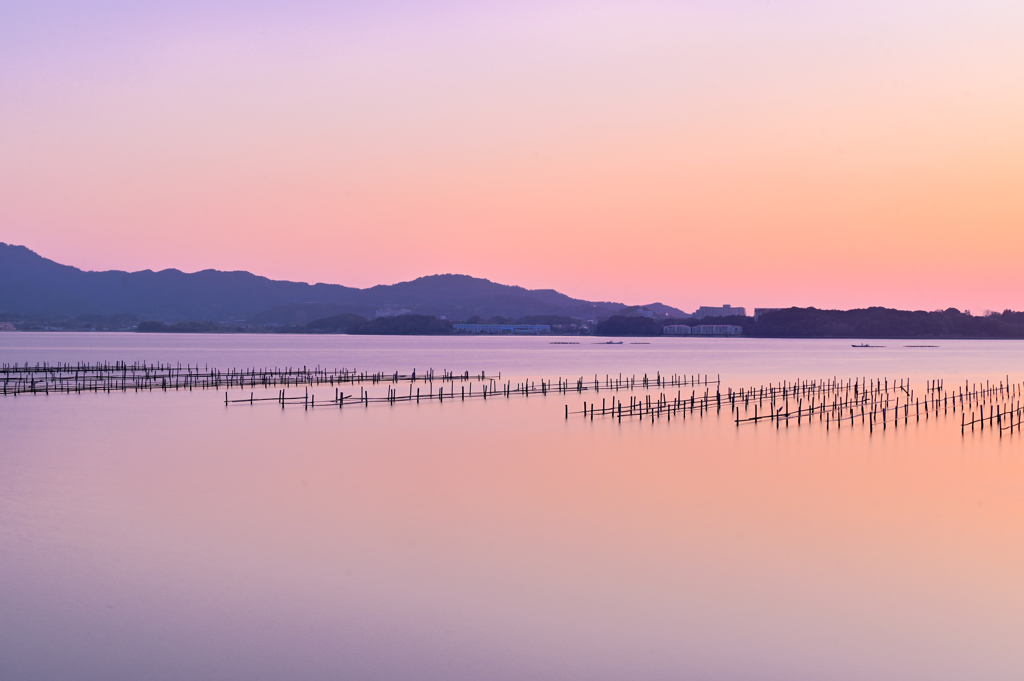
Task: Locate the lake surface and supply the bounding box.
[3,333,1024,680]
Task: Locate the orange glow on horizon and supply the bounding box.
[2,1,1022,312]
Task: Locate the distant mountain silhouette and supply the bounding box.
[0,243,680,322]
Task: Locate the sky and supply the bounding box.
[1,0,1022,313]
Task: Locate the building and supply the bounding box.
[694,304,745,319]
[753,308,782,321]
[691,324,742,336]
[664,324,741,336]
[376,308,412,318]
[0,322,15,331]
[452,323,551,335]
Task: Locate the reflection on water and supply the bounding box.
[3,334,1024,680]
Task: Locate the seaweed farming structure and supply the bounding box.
[0,362,715,406]
[1,362,489,395]
[10,361,1021,437]
[570,376,1024,436]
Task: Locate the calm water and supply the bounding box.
[4,333,1024,680]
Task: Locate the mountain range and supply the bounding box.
[0,243,687,323]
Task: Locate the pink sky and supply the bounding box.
[2,1,1022,313]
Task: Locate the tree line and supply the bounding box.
[595,308,1024,338]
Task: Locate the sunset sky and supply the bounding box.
[2,0,1022,313]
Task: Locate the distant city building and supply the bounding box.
[694,304,745,319]
[375,308,412,318]
[453,323,551,335]
[615,306,657,318]
[754,308,782,321]
[0,322,15,331]
[691,324,743,336]
[663,324,741,336]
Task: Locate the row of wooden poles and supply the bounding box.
[958,378,1024,434]
[10,360,1019,437]
[1,361,717,398]
[735,376,1021,435]
[227,372,720,409]
[565,375,902,423]
[568,375,1024,436]
[0,361,492,396]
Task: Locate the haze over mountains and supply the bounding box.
[0,243,686,323]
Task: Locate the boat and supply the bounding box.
[852,343,885,348]
[597,341,623,344]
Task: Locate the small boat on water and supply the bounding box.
[598,341,623,345]
[852,343,885,348]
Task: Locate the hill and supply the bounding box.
[0,243,630,322]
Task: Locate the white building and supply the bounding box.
[694,304,745,319]
[0,322,15,331]
[452,323,551,334]
[691,324,742,336]
[663,325,692,335]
